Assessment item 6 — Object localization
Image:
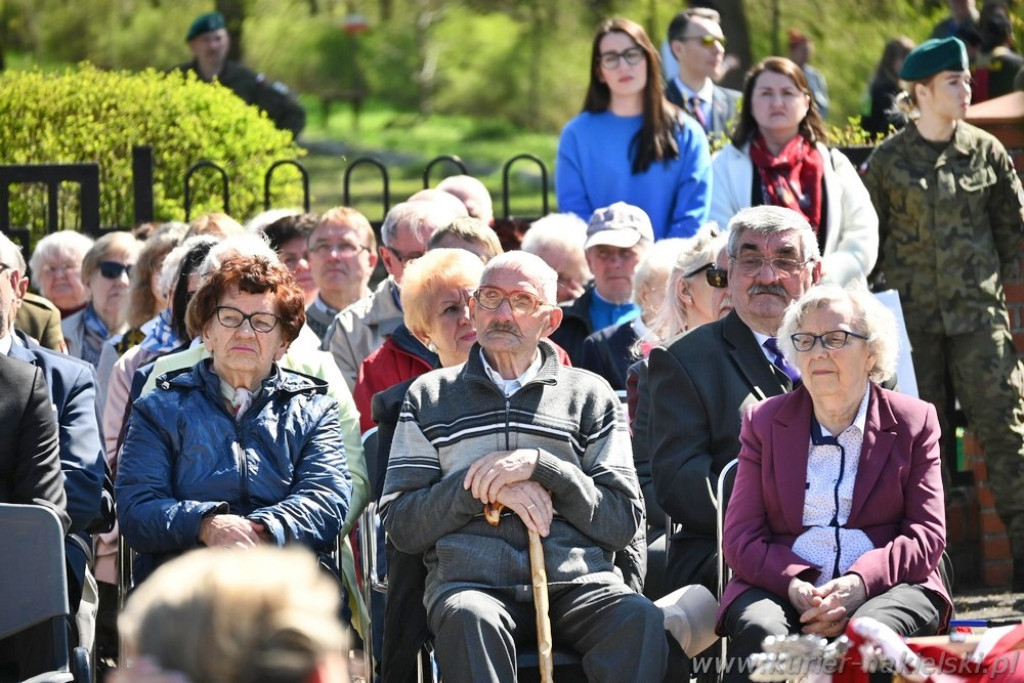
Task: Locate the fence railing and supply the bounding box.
[0,147,551,254]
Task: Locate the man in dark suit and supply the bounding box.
[0,235,106,642]
[664,8,741,138]
[648,205,821,595]
[0,295,68,680]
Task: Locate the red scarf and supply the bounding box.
[749,133,825,231]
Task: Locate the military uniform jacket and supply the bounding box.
[862,121,1024,335]
[176,60,306,137]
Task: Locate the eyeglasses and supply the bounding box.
[310,242,368,258]
[41,263,79,276]
[384,246,425,264]
[680,34,727,49]
[98,261,133,279]
[472,286,551,315]
[731,255,809,277]
[790,330,868,352]
[214,305,281,333]
[598,47,645,70]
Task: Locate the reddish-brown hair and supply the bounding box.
[187,254,305,342]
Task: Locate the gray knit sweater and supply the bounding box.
[380,339,644,612]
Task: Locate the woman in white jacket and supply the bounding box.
[711,57,878,285]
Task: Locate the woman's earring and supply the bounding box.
[427,341,438,353]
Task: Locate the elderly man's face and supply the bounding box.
[585,243,644,306]
[380,226,430,286]
[533,245,590,303]
[0,262,18,336]
[307,222,375,296]
[469,266,560,357]
[189,29,230,73]
[728,228,819,335]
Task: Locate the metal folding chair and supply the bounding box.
[0,503,91,683]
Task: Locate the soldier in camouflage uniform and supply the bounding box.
[175,12,306,138]
[862,36,1024,588]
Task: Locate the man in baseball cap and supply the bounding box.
[549,202,652,364]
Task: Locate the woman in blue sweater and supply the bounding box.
[556,17,712,241]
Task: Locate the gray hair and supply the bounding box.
[481,251,558,305]
[521,213,589,255]
[727,206,821,263]
[159,235,219,301]
[29,230,95,292]
[777,283,898,383]
[0,233,25,273]
[197,234,277,282]
[381,201,461,247]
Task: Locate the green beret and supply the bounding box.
[186,11,226,42]
[899,37,968,82]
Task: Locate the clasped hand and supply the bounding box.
[464,449,551,536]
[788,574,867,638]
[199,513,269,548]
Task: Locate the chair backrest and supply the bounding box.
[362,426,380,497]
[0,503,71,671]
[715,458,739,601]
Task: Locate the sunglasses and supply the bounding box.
[684,263,728,288]
[682,34,727,49]
[98,261,132,279]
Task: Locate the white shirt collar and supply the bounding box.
[479,348,543,397]
[753,330,775,365]
[675,76,715,103]
[0,333,12,356]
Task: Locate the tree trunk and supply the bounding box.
[217,0,250,61]
[716,0,752,91]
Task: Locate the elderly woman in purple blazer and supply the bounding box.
[717,285,951,682]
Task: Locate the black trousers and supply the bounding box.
[721,583,945,683]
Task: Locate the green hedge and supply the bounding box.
[0,63,304,238]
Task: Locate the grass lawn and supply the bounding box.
[299,98,558,221]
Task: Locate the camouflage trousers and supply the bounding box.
[908,324,1024,559]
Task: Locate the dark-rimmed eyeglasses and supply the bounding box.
[310,242,368,258]
[214,305,281,334]
[731,255,809,277]
[98,261,133,279]
[598,47,645,70]
[384,246,425,264]
[790,330,868,352]
[680,34,727,49]
[472,286,551,316]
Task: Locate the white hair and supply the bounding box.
[777,283,898,383]
[197,233,277,282]
[481,251,558,304]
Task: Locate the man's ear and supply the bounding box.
[16,274,28,301]
[543,306,564,336]
[670,39,685,61]
[811,259,823,284]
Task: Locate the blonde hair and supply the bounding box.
[647,223,725,343]
[119,547,347,683]
[400,248,485,341]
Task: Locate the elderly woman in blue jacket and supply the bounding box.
[116,254,351,583]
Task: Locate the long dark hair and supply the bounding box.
[873,36,915,86]
[729,56,828,148]
[582,17,680,174]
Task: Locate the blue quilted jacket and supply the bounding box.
[116,359,351,582]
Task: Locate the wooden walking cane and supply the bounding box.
[486,502,555,682]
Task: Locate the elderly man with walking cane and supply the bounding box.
[380,250,667,681]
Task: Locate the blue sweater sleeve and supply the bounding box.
[666,117,712,239]
[555,117,594,223]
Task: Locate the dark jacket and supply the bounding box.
[647,311,791,591]
[664,80,741,137]
[580,318,644,391]
[116,359,351,582]
[10,331,105,608]
[0,352,68,532]
[175,60,306,137]
[547,284,596,366]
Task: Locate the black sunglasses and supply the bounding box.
[98,261,132,279]
[684,263,728,288]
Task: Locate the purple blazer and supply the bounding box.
[716,382,951,632]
